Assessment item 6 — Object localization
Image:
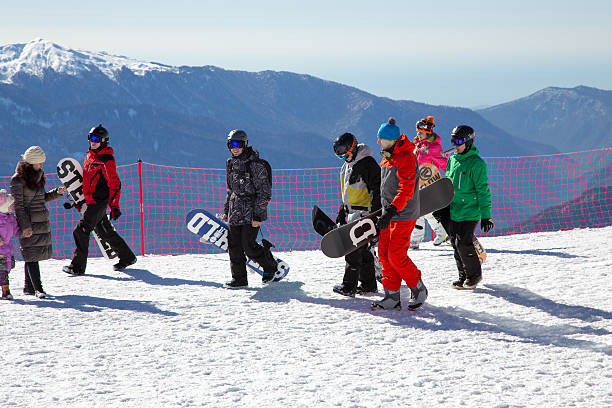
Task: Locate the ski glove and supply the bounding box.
[110,207,122,221]
[481,218,494,233]
[432,206,450,224]
[376,205,397,231]
[336,205,348,225]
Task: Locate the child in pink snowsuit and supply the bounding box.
[411,116,449,248]
[0,189,19,300]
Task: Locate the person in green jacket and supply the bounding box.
[434,125,494,289]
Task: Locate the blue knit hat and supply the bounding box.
[377,117,400,141]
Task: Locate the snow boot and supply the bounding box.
[356,284,378,295]
[1,285,13,300]
[463,275,482,289]
[451,279,465,289]
[407,278,428,310]
[224,279,248,288]
[63,264,84,276]
[333,284,356,298]
[113,257,137,271]
[371,289,401,310]
[433,234,446,246]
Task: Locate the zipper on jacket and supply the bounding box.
[458,171,462,190]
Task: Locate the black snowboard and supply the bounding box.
[312,206,337,236]
[320,177,454,258]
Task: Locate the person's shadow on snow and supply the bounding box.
[10,295,178,316]
[81,268,225,289]
[248,281,612,356]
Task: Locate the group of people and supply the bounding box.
[330,116,494,310]
[1,118,493,312]
[0,125,136,300]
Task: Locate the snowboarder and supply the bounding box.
[371,118,428,310]
[0,190,19,300]
[10,146,66,297]
[63,125,136,276]
[331,132,381,297]
[410,116,448,248]
[433,125,493,289]
[222,129,277,287]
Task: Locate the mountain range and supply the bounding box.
[0,39,609,176]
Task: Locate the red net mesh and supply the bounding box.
[1,148,610,259]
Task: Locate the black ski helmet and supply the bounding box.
[88,124,109,144]
[451,125,475,150]
[227,129,248,149]
[333,133,357,159]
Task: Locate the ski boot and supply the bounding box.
[407,278,428,310]
[371,289,401,310]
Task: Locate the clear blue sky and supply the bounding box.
[2,0,611,107]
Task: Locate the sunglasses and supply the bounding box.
[227,140,246,149]
[88,134,101,143]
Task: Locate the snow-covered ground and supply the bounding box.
[2,227,611,408]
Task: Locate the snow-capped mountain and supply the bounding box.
[0,38,177,82]
[478,86,612,153]
[0,39,557,175]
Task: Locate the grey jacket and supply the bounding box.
[10,166,63,262]
[224,147,272,226]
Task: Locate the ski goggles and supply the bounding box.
[451,133,473,146]
[227,140,246,149]
[334,140,357,160]
[88,134,102,143]
[416,120,433,133]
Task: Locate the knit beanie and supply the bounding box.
[416,116,435,134]
[377,118,400,141]
[22,146,46,164]
[0,189,14,214]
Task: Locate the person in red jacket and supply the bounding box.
[63,124,136,275]
[371,118,428,311]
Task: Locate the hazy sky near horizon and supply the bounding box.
[2,0,611,107]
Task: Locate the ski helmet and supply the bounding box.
[88,124,109,144]
[227,129,248,149]
[451,125,475,149]
[416,116,435,134]
[333,133,357,160]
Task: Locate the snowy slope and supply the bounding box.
[2,227,611,407]
[0,38,176,83]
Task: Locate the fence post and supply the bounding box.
[137,159,145,256]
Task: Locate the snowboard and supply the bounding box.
[473,236,487,264]
[185,209,289,282]
[56,157,118,260]
[320,177,454,258]
[418,163,443,188]
[311,205,383,280]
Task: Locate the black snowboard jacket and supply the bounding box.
[224,147,272,226]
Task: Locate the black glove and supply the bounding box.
[336,205,348,225]
[110,207,122,220]
[481,218,494,233]
[376,205,397,231]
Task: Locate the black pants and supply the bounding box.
[448,220,481,281]
[342,244,377,291]
[71,201,135,272]
[228,224,277,283]
[24,261,43,293]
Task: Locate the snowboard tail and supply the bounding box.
[185,209,289,282]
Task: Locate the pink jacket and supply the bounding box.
[0,212,19,271]
[414,132,448,172]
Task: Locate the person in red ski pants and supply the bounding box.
[371,117,428,311]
